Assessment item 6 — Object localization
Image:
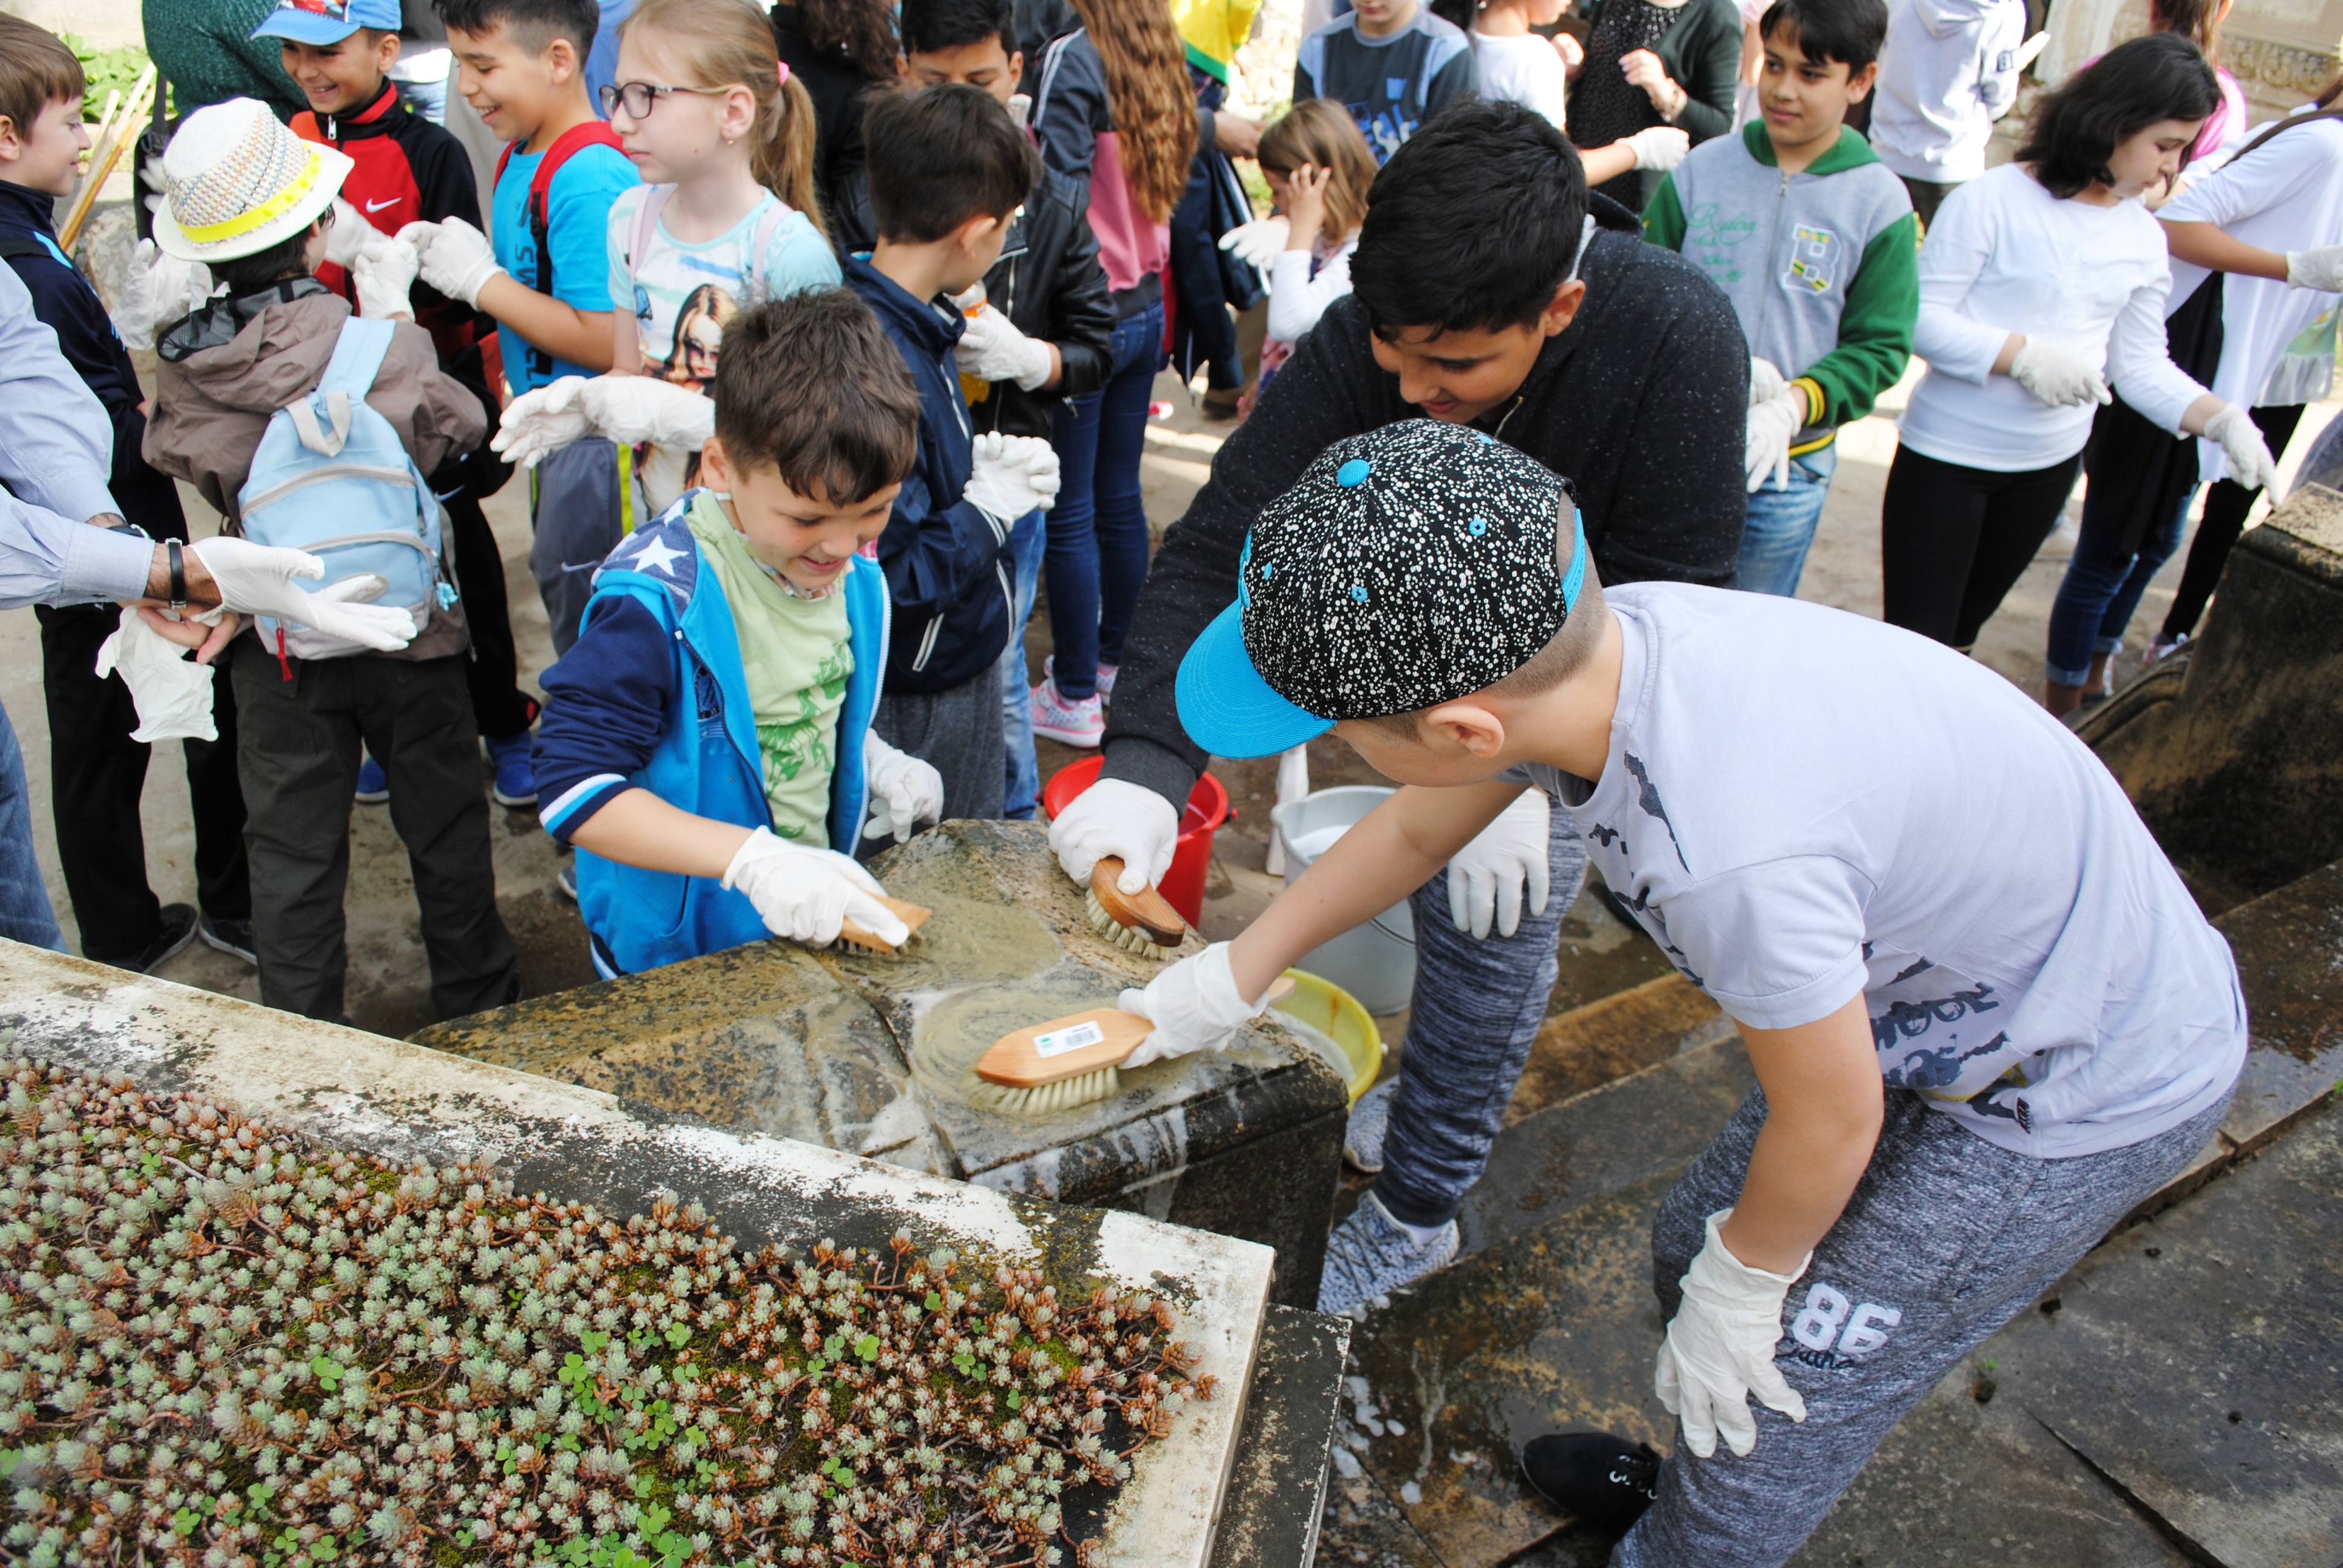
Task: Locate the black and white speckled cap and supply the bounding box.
[1177,420,1586,759]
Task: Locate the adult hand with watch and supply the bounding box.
[122,532,420,660]
[1619,49,1689,121]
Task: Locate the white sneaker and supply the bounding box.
[1317,1192,1459,1316]
[1031,678,1104,747]
[1344,1079,1397,1174]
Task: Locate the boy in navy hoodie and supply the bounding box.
[0,15,253,975]
[842,84,1060,821]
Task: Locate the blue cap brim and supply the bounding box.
[1176,601,1335,759]
[250,13,364,43]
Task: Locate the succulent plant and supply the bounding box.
[0,1060,1211,1568]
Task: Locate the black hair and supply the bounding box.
[213,219,326,295]
[900,0,1017,59]
[432,0,598,57]
[862,83,1038,242]
[1757,0,1887,72]
[713,289,922,503]
[2016,32,2218,198]
[1349,99,1588,338]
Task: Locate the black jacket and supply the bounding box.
[969,169,1115,441]
[1098,199,1750,807]
[1578,0,1743,211]
[0,181,186,541]
[772,3,883,257]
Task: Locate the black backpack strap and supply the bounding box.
[0,232,55,263]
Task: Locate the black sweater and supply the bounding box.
[1099,200,1750,808]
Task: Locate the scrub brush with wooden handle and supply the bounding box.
[969,976,1295,1115]
[833,896,933,956]
[1086,857,1187,959]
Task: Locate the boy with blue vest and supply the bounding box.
[1643,0,1916,599]
[532,290,946,978]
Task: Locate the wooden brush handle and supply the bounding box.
[839,895,934,953]
[1091,858,1188,946]
[974,976,1297,1089]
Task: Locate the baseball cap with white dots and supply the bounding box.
[1176,419,1588,759]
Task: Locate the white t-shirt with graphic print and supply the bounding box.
[605,186,841,396]
[1499,584,2244,1158]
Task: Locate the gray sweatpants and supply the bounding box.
[874,671,1006,826]
[1616,1082,2234,1568]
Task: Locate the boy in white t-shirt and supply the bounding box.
[1126,419,2245,1563]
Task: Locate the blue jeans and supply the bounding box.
[0,702,65,953]
[2044,486,2193,686]
[1046,300,1164,701]
[998,508,1047,821]
[1737,443,1837,597]
[1375,811,1591,1229]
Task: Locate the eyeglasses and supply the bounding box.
[598,80,725,120]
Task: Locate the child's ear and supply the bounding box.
[1845,62,1878,104]
[700,435,734,492]
[376,29,404,74]
[0,117,18,162]
[1540,277,1587,340]
[1422,700,1507,757]
[544,35,578,83]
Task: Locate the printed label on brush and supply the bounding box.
[1032,1021,1107,1058]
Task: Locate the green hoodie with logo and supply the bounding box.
[1645,122,1919,454]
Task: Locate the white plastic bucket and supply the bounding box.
[1269,786,1416,1015]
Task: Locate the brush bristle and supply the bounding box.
[968,1067,1122,1116]
[1086,889,1176,960]
[831,926,918,956]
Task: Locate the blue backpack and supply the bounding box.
[235,317,456,659]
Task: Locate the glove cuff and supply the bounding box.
[1689,1209,1809,1296]
[721,826,778,891]
[1196,942,1277,1028]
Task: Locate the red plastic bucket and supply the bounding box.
[1041,756,1230,928]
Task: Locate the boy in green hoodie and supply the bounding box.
[1643,0,1916,598]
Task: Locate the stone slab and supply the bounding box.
[1981,1094,2343,1568]
[1504,973,1736,1129]
[1464,1033,1753,1259]
[1209,1304,1353,1568]
[2209,861,2343,1154]
[0,940,1277,1568]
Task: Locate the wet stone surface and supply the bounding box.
[2209,861,2343,1152]
[1208,1304,1354,1568]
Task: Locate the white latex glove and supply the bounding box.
[963,431,1061,525]
[1625,125,1690,172]
[93,607,217,743]
[1748,355,1787,408]
[2013,29,2050,70]
[1048,776,1179,892]
[955,305,1056,391]
[119,239,215,351]
[721,826,909,947]
[1654,1210,1809,1459]
[324,198,373,269]
[863,731,945,845]
[2008,337,2110,409]
[1219,216,1290,271]
[1745,385,1807,494]
[1446,789,1552,939]
[2202,402,2279,493]
[351,243,418,321]
[2284,245,2343,293]
[1118,942,1276,1068]
[580,375,716,449]
[186,537,418,653]
[492,376,595,469]
[401,216,501,307]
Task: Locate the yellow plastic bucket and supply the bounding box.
[1271,969,1385,1106]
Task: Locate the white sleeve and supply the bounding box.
[2160,134,2312,229]
[1660,857,1876,1033]
[1911,185,2011,385]
[2106,256,2209,434]
[1267,241,1357,344]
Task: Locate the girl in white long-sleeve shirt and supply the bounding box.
[1242,101,1378,413]
[1880,33,2275,652]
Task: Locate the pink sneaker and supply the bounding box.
[1031,678,1104,746]
[1043,656,1116,703]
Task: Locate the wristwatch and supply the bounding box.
[166,541,186,612]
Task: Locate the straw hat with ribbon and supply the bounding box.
[152,99,353,263]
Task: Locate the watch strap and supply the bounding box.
[166,541,186,612]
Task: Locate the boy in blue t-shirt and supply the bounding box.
[410,0,637,391]
[1294,0,1476,163]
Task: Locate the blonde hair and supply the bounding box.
[1257,99,1377,246]
[1065,0,1196,223]
[620,0,828,239]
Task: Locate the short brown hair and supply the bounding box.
[862,82,1038,243]
[0,17,85,143]
[1257,98,1377,249]
[710,289,920,505]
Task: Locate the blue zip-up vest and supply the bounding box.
[566,497,891,976]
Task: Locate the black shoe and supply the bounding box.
[1520,1431,1662,1534]
[198,913,258,966]
[121,903,200,975]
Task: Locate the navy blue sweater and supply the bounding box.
[842,253,1014,694]
[0,183,185,541]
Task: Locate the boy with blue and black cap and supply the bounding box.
[1123,417,2246,1565]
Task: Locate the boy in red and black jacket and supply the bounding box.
[253,0,544,808]
[0,14,253,976]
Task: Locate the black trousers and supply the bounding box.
[229,639,517,1022]
[34,603,249,962]
[444,490,536,742]
[1881,445,2084,649]
[2159,403,2307,642]
[1898,174,1958,231]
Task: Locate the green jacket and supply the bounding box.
[1645,122,1918,446]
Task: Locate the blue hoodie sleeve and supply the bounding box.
[534,592,679,843]
[877,466,1011,627]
